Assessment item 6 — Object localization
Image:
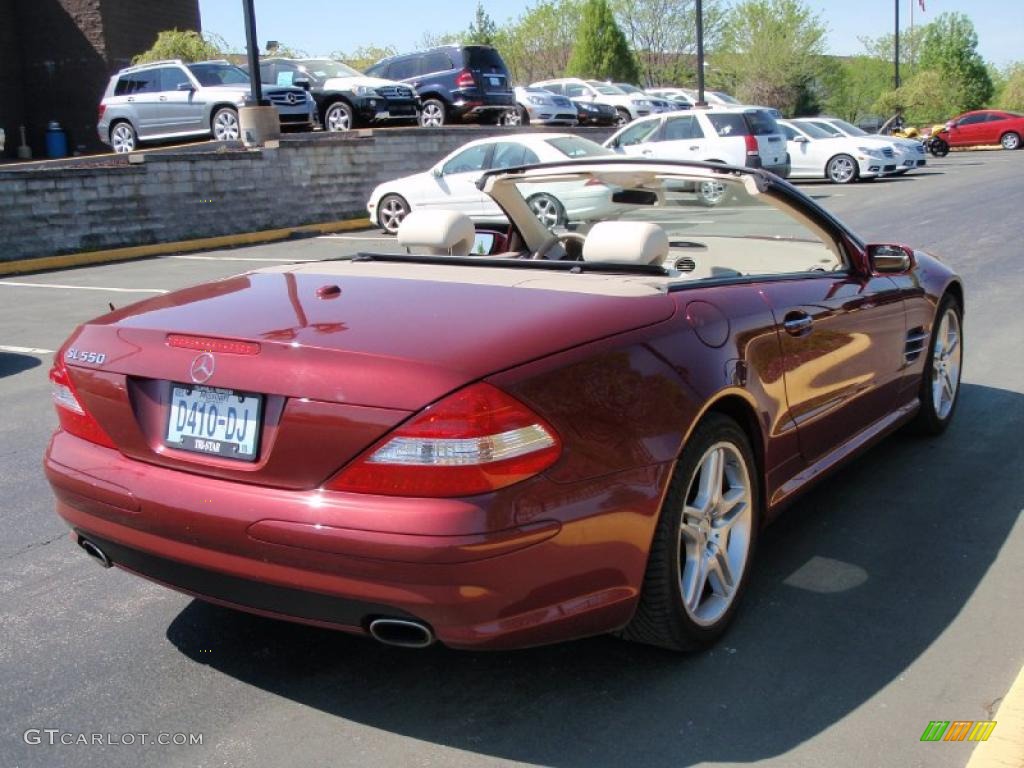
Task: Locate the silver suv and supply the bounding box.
[98,59,316,153]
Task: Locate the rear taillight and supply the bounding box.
[98,104,106,121]
[744,134,759,156]
[584,177,609,187]
[326,382,561,497]
[50,360,116,449]
[455,69,476,89]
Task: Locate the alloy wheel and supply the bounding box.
[678,442,753,627]
[827,155,856,183]
[420,102,445,128]
[528,195,562,229]
[378,196,409,234]
[697,180,727,206]
[931,307,962,420]
[502,108,523,126]
[326,103,352,132]
[213,109,240,141]
[110,123,136,153]
[1001,132,1021,150]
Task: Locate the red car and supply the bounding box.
[45,159,964,651]
[937,109,1024,151]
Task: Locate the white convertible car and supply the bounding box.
[367,134,620,234]
[779,119,896,183]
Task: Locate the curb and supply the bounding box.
[0,218,373,277]
[966,663,1024,768]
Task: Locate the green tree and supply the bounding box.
[917,12,993,110]
[997,63,1024,111]
[466,2,498,45]
[714,0,827,114]
[333,45,398,72]
[611,0,727,86]
[858,25,928,81]
[821,54,892,122]
[495,0,581,84]
[132,29,224,65]
[873,69,960,125]
[566,0,639,82]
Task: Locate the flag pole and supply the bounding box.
[894,0,901,89]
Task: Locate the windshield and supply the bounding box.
[588,81,625,95]
[616,84,642,93]
[710,91,740,104]
[298,59,363,79]
[831,119,868,136]
[187,63,250,86]
[545,136,614,158]
[792,120,833,139]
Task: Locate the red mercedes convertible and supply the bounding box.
[45,159,964,651]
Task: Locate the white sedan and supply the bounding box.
[367,133,618,234]
[780,119,894,183]
[801,117,927,174]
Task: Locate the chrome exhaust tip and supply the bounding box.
[77,536,112,569]
[367,618,435,648]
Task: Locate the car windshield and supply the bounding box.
[709,91,739,104]
[187,63,250,86]
[616,84,642,93]
[299,59,363,79]
[495,166,845,277]
[588,82,625,95]
[830,119,868,136]
[792,120,833,139]
[545,137,614,158]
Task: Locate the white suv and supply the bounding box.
[530,78,652,125]
[604,107,790,177]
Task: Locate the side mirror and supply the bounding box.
[793,135,808,143]
[294,78,311,91]
[868,244,913,273]
[431,166,443,178]
[177,82,195,92]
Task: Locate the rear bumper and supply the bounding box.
[46,430,662,649]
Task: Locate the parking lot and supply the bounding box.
[1,151,1022,768]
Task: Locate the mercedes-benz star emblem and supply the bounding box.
[190,352,215,384]
[286,92,297,105]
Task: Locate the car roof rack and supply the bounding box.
[119,59,185,73]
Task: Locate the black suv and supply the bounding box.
[365,45,514,127]
[249,58,419,131]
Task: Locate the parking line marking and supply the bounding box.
[317,235,393,241]
[0,281,168,294]
[0,344,54,355]
[169,255,321,262]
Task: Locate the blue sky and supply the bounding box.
[198,0,1022,67]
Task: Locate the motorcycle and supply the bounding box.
[923,123,951,157]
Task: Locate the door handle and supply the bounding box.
[159,96,167,101]
[126,97,135,102]
[689,145,700,150]
[641,149,653,156]
[783,311,813,335]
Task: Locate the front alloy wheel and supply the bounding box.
[697,180,727,206]
[325,101,354,132]
[913,295,963,434]
[377,194,410,235]
[827,154,857,184]
[419,99,446,128]
[527,193,566,229]
[212,108,240,141]
[620,413,758,651]
[1000,132,1021,150]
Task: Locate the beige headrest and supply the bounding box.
[582,221,670,265]
[397,210,475,256]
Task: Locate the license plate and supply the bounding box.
[165,384,262,461]
[488,76,502,87]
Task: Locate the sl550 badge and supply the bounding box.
[64,348,106,365]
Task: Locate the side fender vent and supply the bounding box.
[904,326,928,364]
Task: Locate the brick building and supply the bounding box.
[0,0,200,157]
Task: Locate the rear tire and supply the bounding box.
[109,121,137,153]
[419,99,446,128]
[619,413,760,651]
[929,138,950,157]
[1000,131,1021,150]
[697,180,728,206]
[614,107,631,126]
[501,106,528,126]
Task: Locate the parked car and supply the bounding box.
[780,119,894,183]
[365,45,514,127]
[531,78,653,125]
[604,108,790,178]
[647,88,695,110]
[501,86,578,126]
[802,117,926,174]
[98,59,315,153]
[574,99,618,126]
[934,109,1024,151]
[613,83,676,113]
[46,157,964,652]
[679,88,742,107]
[252,58,418,131]
[367,133,616,233]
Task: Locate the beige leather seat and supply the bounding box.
[582,221,670,266]
[397,210,476,256]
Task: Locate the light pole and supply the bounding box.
[894,0,901,89]
[242,0,266,106]
[696,0,707,106]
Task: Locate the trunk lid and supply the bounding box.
[64,264,675,488]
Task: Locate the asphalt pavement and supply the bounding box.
[1,151,1022,768]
